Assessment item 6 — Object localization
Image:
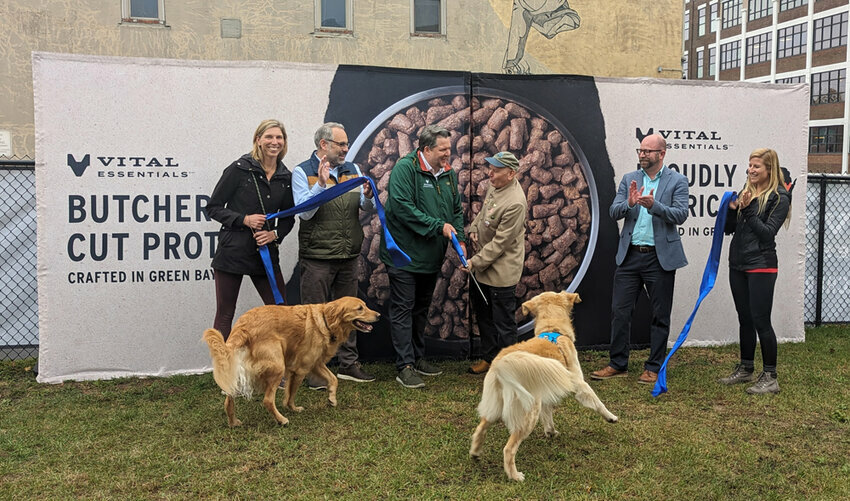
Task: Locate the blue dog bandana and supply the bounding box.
[537,332,561,344]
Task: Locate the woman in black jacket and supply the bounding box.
[205,119,295,340]
[719,148,791,394]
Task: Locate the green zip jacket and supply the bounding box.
[380,150,465,274]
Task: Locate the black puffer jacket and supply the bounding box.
[206,154,295,275]
[725,186,790,271]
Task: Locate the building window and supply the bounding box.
[683,52,689,79]
[698,6,707,37]
[412,0,445,35]
[777,23,807,58]
[710,2,719,33]
[809,125,844,153]
[776,75,805,84]
[748,0,772,22]
[709,46,717,76]
[721,0,741,30]
[121,0,165,25]
[684,10,690,41]
[811,69,846,105]
[813,13,849,52]
[779,0,807,11]
[315,0,352,31]
[745,32,771,65]
[720,40,741,70]
[697,49,705,78]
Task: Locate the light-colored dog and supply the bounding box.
[469,291,618,481]
[203,296,380,427]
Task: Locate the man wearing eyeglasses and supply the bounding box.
[293,122,376,387]
[591,133,689,385]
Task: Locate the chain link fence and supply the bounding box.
[805,174,850,326]
[0,167,847,361]
[1,159,38,360]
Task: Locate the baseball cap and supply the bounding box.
[484,151,519,171]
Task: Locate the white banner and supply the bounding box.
[33,53,807,382]
[597,78,808,346]
[34,53,335,382]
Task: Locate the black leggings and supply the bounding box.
[729,269,777,369]
[213,268,285,340]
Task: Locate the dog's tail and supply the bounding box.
[478,351,578,432]
[202,328,237,395]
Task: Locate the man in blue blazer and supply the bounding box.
[591,133,690,385]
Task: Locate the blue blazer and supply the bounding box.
[610,167,690,271]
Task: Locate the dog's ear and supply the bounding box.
[521,297,536,317]
[566,292,581,304]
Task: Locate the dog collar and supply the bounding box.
[538,332,561,344]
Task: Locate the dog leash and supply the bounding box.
[258,176,412,305]
[652,191,734,397]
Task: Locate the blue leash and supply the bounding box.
[259,176,411,305]
[652,191,735,397]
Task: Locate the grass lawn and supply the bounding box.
[1,325,849,500]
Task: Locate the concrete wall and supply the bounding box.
[1,0,683,158]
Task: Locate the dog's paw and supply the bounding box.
[327,397,337,407]
[508,471,525,482]
[275,416,289,426]
[544,429,560,438]
[607,414,619,423]
[469,451,480,460]
[289,405,304,413]
[228,419,243,428]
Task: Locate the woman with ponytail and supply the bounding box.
[719,148,792,394]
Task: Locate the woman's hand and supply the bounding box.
[737,190,753,209]
[253,230,277,246]
[243,214,266,230]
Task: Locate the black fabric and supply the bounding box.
[729,269,778,369]
[724,186,790,271]
[206,154,295,275]
[471,283,518,363]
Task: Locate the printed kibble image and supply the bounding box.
[352,91,594,339]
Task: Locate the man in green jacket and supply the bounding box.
[380,124,466,389]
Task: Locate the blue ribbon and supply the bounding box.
[450,232,468,267]
[652,191,735,397]
[259,176,411,305]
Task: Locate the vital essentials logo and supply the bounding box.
[635,127,730,151]
[67,153,188,178]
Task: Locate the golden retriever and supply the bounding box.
[469,291,618,481]
[203,296,379,427]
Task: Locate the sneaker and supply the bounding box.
[746,372,780,394]
[305,375,328,391]
[396,365,425,389]
[337,362,376,383]
[468,360,490,374]
[718,364,757,385]
[414,359,443,376]
[590,366,628,380]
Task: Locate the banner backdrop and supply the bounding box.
[33,53,807,383]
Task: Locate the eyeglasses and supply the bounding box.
[636,148,663,156]
[326,139,349,148]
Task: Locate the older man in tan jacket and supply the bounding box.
[466,151,528,374]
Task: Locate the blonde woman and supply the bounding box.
[205,119,295,340]
[719,148,791,394]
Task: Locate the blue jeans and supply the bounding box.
[386,266,438,371]
[609,247,676,373]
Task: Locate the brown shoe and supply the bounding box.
[590,366,628,380]
[468,360,490,374]
[638,370,658,385]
